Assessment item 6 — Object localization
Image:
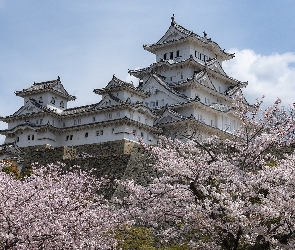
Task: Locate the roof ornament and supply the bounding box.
[171,14,175,26]
[203,31,207,38]
[57,76,60,81]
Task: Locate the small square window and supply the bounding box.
[28,135,30,140]
[85,132,88,138]
[66,135,69,141]
[70,135,73,140]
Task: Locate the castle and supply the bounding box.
[0,16,248,165]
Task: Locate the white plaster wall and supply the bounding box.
[155,42,189,62]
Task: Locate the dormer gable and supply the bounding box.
[15,76,76,101]
[13,99,47,117]
[194,70,216,91]
[155,16,193,45]
[154,107,183,125]
[94,75,147,101]
[141,74,187,108]
[95,94,122,109]
[206,58,227,75]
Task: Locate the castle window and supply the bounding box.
[145,102,149,107]
[32,135,34,140]
[28,135,30,140]
[156,101,159,106]
[141,132,144,138]
[60,101,64,108]
[85,132,88,138]
[36,120,39,125]
[108,113,112,119]
[199,53,202,60]
[78,119,81,124]
[100,130,103,135]
[112,128,114,134]
[163,53,167,60]
[50,97,55,105]
[70,135,73,140]
[96,131,100,136]
[93,117,96,122]
[138,116,141,122]
[74,120,77,125]
[181,74,183,79]
[40,119,43,125]
[63,122,66,127]
[16,137,19,142]
[170,52,173,59]
[219,86,221,93]
[176,50,180,57]
[66,135,69,141]
[39,97,43,103]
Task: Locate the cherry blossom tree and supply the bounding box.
[118,97,295,249]
[0,162,123,250]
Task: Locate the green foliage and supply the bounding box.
[116,226,155,250]
[1,159,21,179]
[115,226,190,250]
[160,244,190,250]
[265,161,278,167]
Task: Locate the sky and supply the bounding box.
[1,0,295,144]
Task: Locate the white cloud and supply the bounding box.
[223,49,295,107]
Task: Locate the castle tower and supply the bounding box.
[129,16,248,140]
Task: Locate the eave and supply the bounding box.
[93,85,147,98]
[15,89,76,101]
[144,35,234,61]
[0,117,161,136]
[129,58,244,86]
[157,118,234,140]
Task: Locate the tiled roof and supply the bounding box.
[130,57,246,87]
[94,75,146,97]
[138,73,187,100]
[15,76,76,101]
[143,16,234,60]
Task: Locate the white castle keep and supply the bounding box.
[0,16,248,154]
